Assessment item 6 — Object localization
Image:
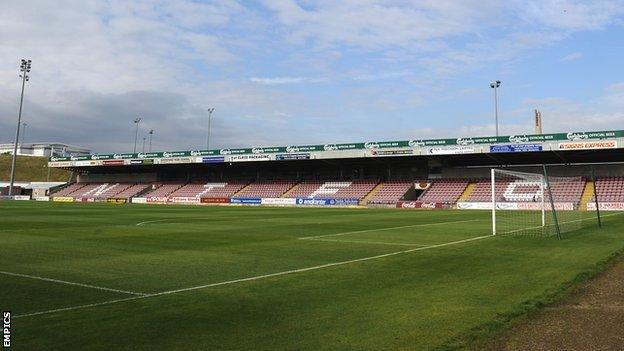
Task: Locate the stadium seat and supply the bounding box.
[367,180,413,204]
[417,179,469,203]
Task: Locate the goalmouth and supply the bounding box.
[490,167,593,239]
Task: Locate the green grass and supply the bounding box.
[0,154,71,181]
[1,202,622,350]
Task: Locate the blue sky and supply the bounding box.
[1,0,624,153]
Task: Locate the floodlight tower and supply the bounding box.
[133,117,142,153]
[207,107,215,150]
[21,122,28,147]
[8,59,32,197]
[148,129,154,152]
[490,80,501,136]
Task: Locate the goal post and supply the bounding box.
[490,167,584,238]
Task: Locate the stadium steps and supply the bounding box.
[579,181,594,211]
[231,183,253,197]
[133,184,154,198]
[281,183,301,198]
[457,182,476,202]
[360,181,384,205]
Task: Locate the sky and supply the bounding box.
[1,0,624,153]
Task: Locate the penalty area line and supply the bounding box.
[14,234,492,319]
[298,219,481,240]
[304,238,429,247]
[0,271,147,297]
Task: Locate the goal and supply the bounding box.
[491,168,584,238]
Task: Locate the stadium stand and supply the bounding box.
[51,183,86,197]
[284,180,378,200]
[466,178,585,203]
[114,183,151,199]
[367,180,413,204]
[169,182,247,198]
[417,179,469,203]
[143,184,183,198]
[593,177,624,202]
[232,180,296,198]
[64,183,129,199]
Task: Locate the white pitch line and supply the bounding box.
[305,238,429,247]
[0,271,147,297]
[14,296,142,319]
[14,234,493,319]
[499,212,624,235]
[136,218,173,226]
[298,219,481,240]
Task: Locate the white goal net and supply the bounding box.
[491,169,583,237]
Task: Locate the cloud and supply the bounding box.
[352,71,411,81]
[560,52,583,61]
[250,76,328,85]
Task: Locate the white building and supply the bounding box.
[0,142,91,157]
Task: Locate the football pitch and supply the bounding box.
[2,202,623,350]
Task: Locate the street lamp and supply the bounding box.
[207,107,215,150]
[489,80,501,136]
[148,129,154,152]
[8,59,32,197]
[133,117,142,153]
[142,137,146,153]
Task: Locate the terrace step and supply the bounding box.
[281,183,301,198]
[457,182,476,202]
[361,181,384,205]
[231,183,252,197]
[579,180,594,211]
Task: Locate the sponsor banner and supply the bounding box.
[558,140,617,150]
[587,202,624,211]
[69,155,90,161]
[200,156,225,163]
[35,196,50,202]
[13,195,31,201]
[169,197,201,204]
[107,198,127,204]
[457,202,492,210]
[427,146,475,155]
[457,202,574,210]
[131,197,147,204]
[102,160,125,166]
[396,201,443,209]
[159,157,192,164]
[490,144,543,153]
[48,161,72,167]
[146,196,168,203]
[74,160,97,166]
[52,196,74,202]
[229,154,273,162]
[200,197,230,204]
[230,198,262,204]
[76,197,96,202]
[261,198,297,206]
[129,159,145,165]
[295,198,360,206]
[370,149,414,156]
[275,153,311,161]
[516,202,575,211]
